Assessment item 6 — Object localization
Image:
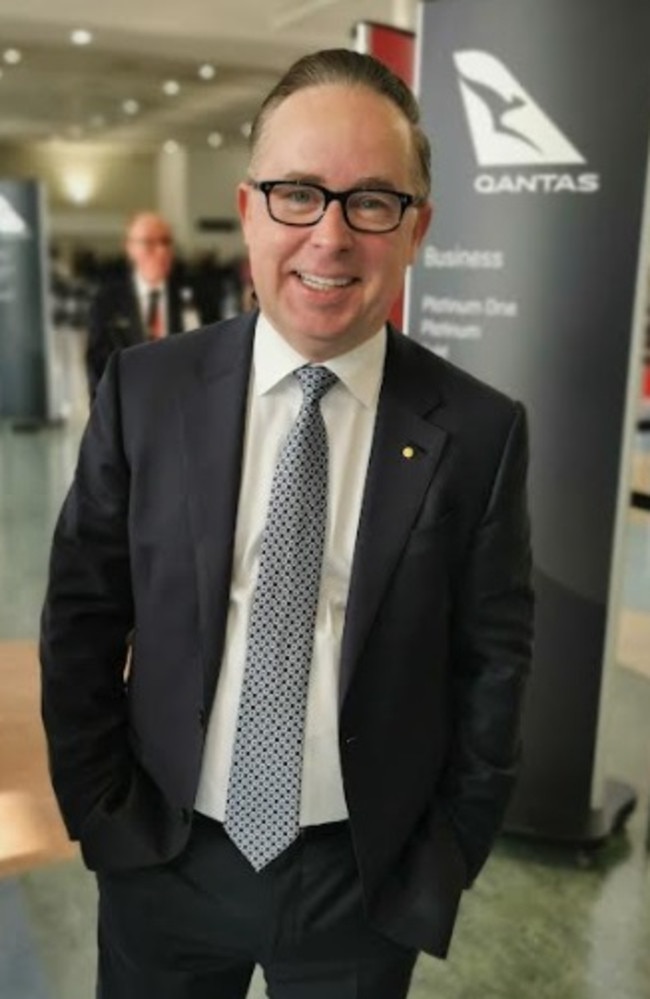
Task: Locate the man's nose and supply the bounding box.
[310,199,354,247]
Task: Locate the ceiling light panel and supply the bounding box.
[71,30,93,46]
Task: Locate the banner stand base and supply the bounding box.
[503,778,637,847]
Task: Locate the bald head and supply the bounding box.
[125,212,174,285]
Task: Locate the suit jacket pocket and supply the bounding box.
[79,762,187,873]
[370,807,468,958]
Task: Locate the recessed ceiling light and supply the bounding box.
[240,121,252,138]
[162,80,180,96]
[198,63,216,81]
[207,131,223,148]
[163,140,180,154]
[63,170,95,205]
[71,29,93,46]
[122,99,140,115]
[4,49,22,65]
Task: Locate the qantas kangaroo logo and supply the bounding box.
[454,51,585,167]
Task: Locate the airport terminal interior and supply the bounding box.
[1,1,650,997]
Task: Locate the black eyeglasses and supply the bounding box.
[248,179,425,234]
[128,237,173,249]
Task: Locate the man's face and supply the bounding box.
[238,84,432,361]
[125,214,174,286]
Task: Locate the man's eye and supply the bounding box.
[359,196,383,209]
[355,193,394,211]
[291,190,314,203]
[277,186,318,205]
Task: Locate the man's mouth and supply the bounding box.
[295,271,358,291]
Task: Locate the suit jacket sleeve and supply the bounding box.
[441,400,533,882]
[40,351,134,838]
[85,287,114,398]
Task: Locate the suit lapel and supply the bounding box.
[107,279,142,347]
[167,278,183,334]
[339,332,449,709]
[124,278,145,343]
[178,315,255,708]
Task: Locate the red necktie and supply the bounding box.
[146,289,163,339]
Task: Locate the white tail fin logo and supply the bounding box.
[0,195,29,236]
[454,51,585,167]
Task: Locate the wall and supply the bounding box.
[185,146,249,262]
[0,140,248,262]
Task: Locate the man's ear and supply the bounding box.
[237,183,252,245]
[408,200,434,265]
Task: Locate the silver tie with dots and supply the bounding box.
[224,364,338,871]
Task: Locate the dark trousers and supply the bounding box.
[96,814,417,999]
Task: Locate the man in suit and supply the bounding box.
[41,49,534,999]
[85,211,209,398]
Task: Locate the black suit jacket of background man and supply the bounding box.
[41,311,534,959]
[85,270,215,398]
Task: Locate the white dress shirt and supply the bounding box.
[195,314,386,825]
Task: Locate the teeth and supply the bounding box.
[298,272,354,290]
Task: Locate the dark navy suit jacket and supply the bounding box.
[41,312,534,958]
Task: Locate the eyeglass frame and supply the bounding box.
[127,237,173,249]
[247,179,427,234]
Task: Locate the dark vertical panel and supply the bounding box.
[409,0,650,839]
[0,180,50,421]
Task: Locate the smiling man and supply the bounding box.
[41,49,534,999]
[238,81,431,358]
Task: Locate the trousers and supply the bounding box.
[96,812,417,999]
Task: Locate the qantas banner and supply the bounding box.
[0,179,52,422]
[408,0,650,840]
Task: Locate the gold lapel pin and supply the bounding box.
[402,445,416,460]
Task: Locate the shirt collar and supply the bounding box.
[133,273,165,300]
[253,312,386,408]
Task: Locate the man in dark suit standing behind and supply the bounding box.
[41,49,534,999]
[85,211,206,398]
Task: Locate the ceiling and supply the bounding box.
[0,0,417,152]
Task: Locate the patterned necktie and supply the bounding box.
[224,364,338,870]
[146,288,163,339]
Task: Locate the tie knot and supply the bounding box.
[294,365,338,405]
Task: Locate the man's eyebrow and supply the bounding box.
[269,172,401,191]
[353,176,400,190]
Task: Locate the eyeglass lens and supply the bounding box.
[130,238,173,248]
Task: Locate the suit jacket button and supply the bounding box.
[199,709,207,729]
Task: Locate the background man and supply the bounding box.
[41,49,534,999]
[85,211,215,397]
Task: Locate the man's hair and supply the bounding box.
[249,48,431,198]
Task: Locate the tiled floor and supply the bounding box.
[1,363,649,997]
